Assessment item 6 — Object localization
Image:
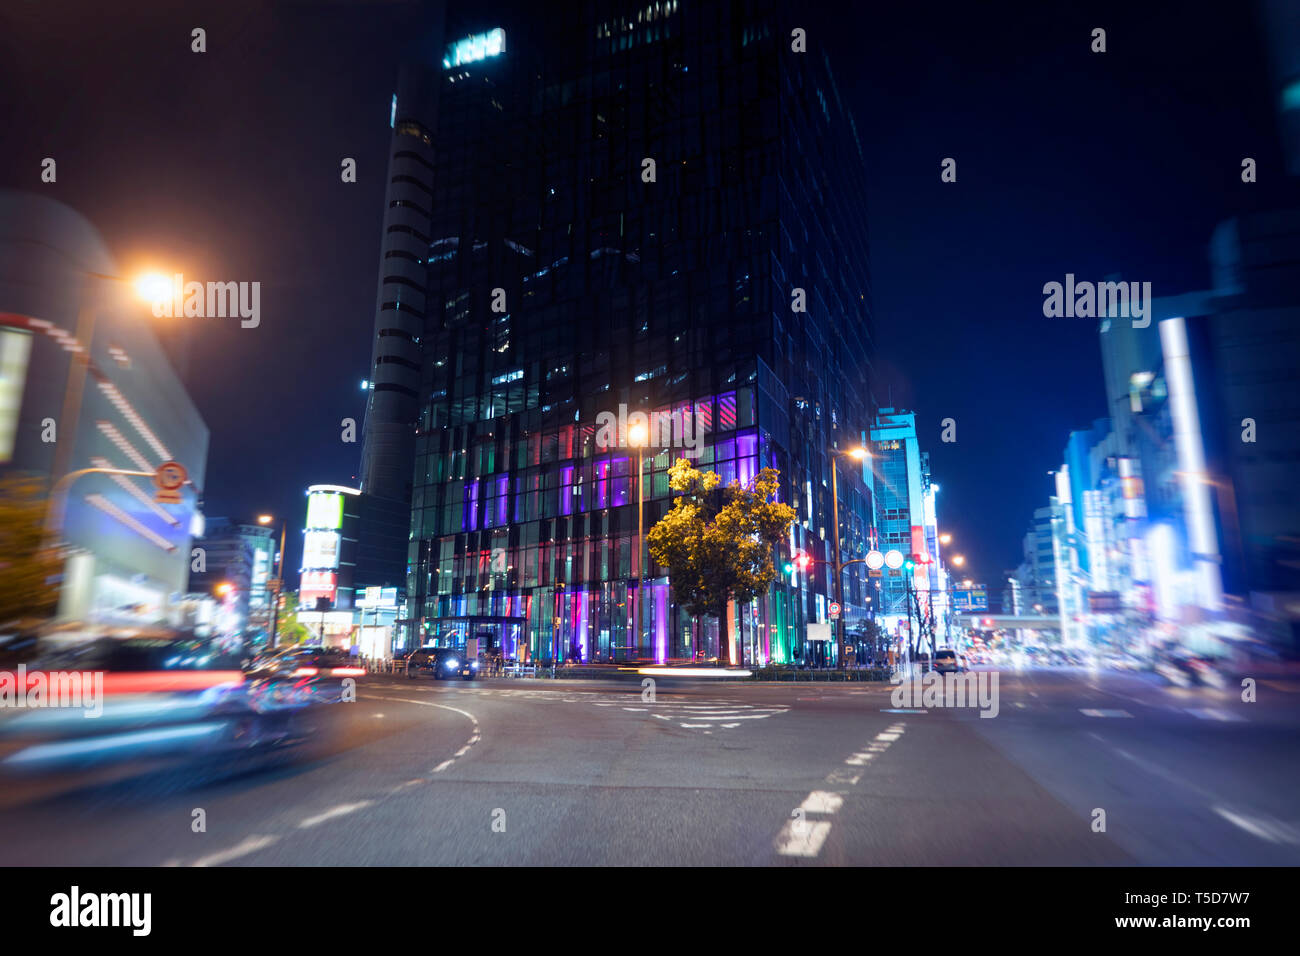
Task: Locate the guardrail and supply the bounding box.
[359,658,547,679]
[750,667,894,682]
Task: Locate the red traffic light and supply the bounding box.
[794,552,812,570]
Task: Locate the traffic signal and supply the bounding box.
[787,551,812,574]
[903,557,915,571]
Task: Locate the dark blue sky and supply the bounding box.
[2,0,1295,584]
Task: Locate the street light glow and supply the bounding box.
[133,272,171,305]
[628,423,647,446]
[952,554,965,566]
[258,514,274,524]
[939,533,952,545]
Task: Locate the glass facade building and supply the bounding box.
[360,0,877,664]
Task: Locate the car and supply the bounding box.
[244,646,365,699]
[406,646,479,680]
[932,648,964,674]
[0,628,328,792]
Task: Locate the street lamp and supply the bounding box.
[829,445,869,670]
[258,513,287,649]
[951,554,965,566]
[628,422,648,663]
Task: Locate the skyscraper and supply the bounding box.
[359,0,877,664]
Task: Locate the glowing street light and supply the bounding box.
[939,533,952,545]
[952,554,966,566]
[133,272,173,306]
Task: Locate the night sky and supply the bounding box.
[2,0,1295,587]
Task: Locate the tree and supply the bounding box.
[275,592,311,646]
[0,474,59,627]
[646,459,797,665]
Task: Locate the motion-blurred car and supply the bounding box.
[1154,652,1228,688]
[245,645,366,699]
[0,627,330,791]
[932,648,965,673]
[405,646,479,680]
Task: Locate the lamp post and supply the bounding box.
[828,445,869,670]
[258,514,287,649]
[628,423,648,662]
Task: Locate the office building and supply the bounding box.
[358,0,878,664]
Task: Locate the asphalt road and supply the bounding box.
[2,666,1297,865]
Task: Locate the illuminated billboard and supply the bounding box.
[303,530,340,570]
[443,28,505,69]
[300,570,338,606]
[306,491,343,530]
[0,327,32,463]
[358,586,399,609]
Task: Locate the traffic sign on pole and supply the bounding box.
[153,461,188,503]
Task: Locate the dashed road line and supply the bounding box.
[190,835,279,868]
[299,801,373,829]
[776,722,908,860]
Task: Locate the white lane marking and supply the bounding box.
[1213,807,1300,845]
[775,819,832,857]
[1080,708,1132,718]
[721,722,741,728]
[874,732,901,741]
[825,771,862,786]
[192,835,278,867]
[845,754,874,765]
[361,694,481,774]
[1187,707,1246,722]
[801,791,844,814]
[299,801,374,829]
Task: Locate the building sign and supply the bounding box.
[443,28,505,69]
[358,586,399,609]
[303,529,340,570]
[1088,591,1123,613]
[0,327,32,463]
[300,570,337,605]
[306,491,343,530]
